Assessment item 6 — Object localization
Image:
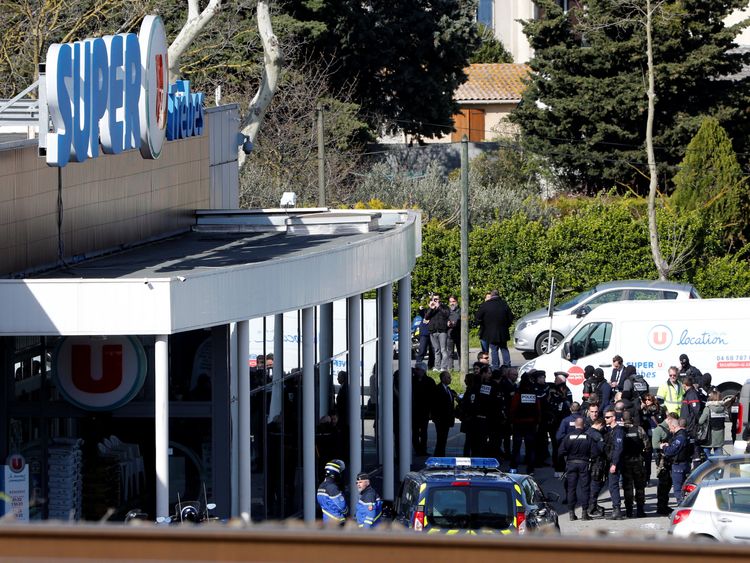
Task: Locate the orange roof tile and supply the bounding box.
[455,63,530,102]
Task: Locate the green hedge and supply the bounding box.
[412,195,750,323]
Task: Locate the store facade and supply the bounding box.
[1,17,418,524]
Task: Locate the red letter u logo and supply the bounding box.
[71,344,123,393]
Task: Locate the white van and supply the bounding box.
[519,298,750,403]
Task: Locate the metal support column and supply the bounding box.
[378,284,395,500]
[155,334,169,521]
[268,314,284,423]
[229,323,239,518]
[397,276,412,479]
[347,294,362,510]
[237,320,251,522]
[302,307,316,522]
[319,302,334,416]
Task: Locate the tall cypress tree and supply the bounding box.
[510,0,750,194]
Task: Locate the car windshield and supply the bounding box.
[554,288,596,312]
[427,487,513,530]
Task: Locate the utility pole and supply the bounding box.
[460,135,470,376]
[317,102,325,207]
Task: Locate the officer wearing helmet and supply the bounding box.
[317,459,348,525]
[355,472,383,528]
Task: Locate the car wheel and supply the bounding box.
[535,332,563,356]
[690,534,718,542]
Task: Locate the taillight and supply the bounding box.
[683,483,697,494]
[516,510,526,535]
[413,508,425,531]
[738,403,744,435]
[672,509,690,525]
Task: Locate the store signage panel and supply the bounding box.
[1,455,29,521]
[52,336,147,411]
[44,15,176,167]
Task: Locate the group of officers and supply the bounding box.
[316,460,384,528]
[425,352,731,521]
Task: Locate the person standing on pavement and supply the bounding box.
[698,389,732,457]
[610,355,626,392]
[586,418,607,518]
[620,411,649,518]
[475,289,514,370]
[509,370,542,474]
[603,407,626,520]
[431,371,456,457]
[411,364,435,456]
[559,417,599,521]
[661,417,693,505]
[446,296,461,370]
[656,367,684,416]
[424,293,450,371]
[652,412,678,515]
[355,472,383,528]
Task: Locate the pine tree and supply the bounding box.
[510,0,750,194]
[672,117,749,247]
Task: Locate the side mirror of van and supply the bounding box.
[563,342,571,361]
[576,305,591,318]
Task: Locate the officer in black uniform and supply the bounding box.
[621,411,649,517]
[652,412,677,515]
[509,370,542,474]
[603,407,626,520]
[559,417,600,520]
[662,417,693,505]
[586,418,607,518]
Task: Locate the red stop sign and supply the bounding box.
[567,365,585,386]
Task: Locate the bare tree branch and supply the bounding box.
[238,0,282,169]
[168,0,223,81]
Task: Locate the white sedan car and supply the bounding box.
[668,477,750,542]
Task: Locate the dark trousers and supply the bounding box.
[412,415,429,455]
[656,460,673,510]
[415,332,434,368]
[621,457,646,509]
[589,475,605,508]
[671,461,690,504]
[434,421,451,457]
[511,424,537,472]
[565,461,591,510]
[607,469,622,510]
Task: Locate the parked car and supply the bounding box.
[393,457,558,535]
[668,477,750,542]
[683,454,750,496]
[513,280,700,357]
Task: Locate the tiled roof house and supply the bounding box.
[451,63,530,142]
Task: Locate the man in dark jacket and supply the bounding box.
[430,371,456,457]
[559,417,600,521]
[509,370,542,473]
[475,289,514,370]
[681,376,703,437]
[424,293,450,371]
[445,296,461,371]
[661,417,693,504]
[604,407,626,520]
[411,364,435,456]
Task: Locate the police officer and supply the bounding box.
[603,407,626,520]
[621,411,649,518]
[652,412,678,515]
[582,368,611,413]
[586,418,607,518]
[559,417,600,520]
[509,370,542,474]
[317,459,348,525]
[355,472,383,528]
[555,402,583,477]
[661,417,693,505]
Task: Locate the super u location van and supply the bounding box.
[519,298,750,403]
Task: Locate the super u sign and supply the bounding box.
[44,16,169,166]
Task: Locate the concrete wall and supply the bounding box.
[1,119,213,276]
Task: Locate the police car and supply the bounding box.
[393,457,559,535]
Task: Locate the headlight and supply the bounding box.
[519,361,535,375]
[516,319,537,332]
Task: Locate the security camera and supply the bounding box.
[242,139,254,155]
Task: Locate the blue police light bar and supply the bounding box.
[425,457,500,469]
